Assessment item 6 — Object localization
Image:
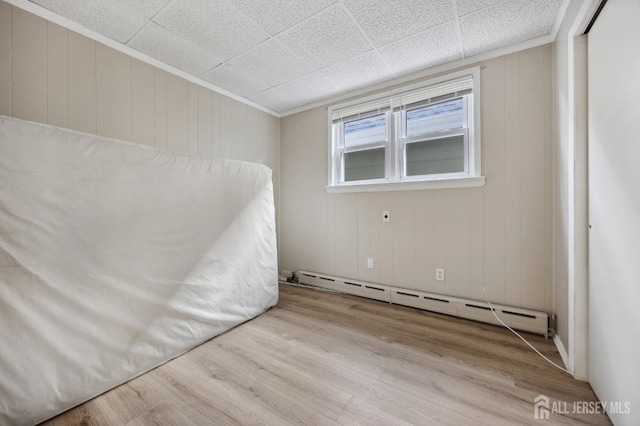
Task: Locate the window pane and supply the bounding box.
[344,147,385,182]
[344,114,386,148]
[406,98,464,137]
[406,135,464,176]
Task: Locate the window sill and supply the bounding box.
[326,176,485,193]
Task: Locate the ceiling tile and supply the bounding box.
[128,22,221,76]
[235,0,338,36]
[248,88,300,112]
[321,51,395,92]
[379,22,462,76]
[345,0,454,47]
[274,72,344,106]
[229,39,313,87]
[200,65,270,97]
[460,0,562,57]
[153,0,269,61]
[30,0,147,43]
[115,0,173,19]
[277,5,373,69]
[455,0,502,17]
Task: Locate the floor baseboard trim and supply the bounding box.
[553,334,573,376]
[296,270,549,336]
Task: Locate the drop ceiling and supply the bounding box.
[27,0,565,115]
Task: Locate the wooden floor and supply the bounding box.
[43,284,610,425]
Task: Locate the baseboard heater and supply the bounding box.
[295,270,550,337]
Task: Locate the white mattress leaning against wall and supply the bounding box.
[0,115,279,426]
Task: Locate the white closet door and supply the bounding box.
[588,1,640,424]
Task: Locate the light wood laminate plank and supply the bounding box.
[42,284,610,426]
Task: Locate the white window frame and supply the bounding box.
[332,112,391,185]
[327,67,485,193]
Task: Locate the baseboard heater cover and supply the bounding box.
[297,271,392,302]
[296,271,549,337]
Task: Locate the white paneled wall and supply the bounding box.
[281,45,553,313]
[0,4,279,158]
[0,3,280,227]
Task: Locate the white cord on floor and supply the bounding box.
[483,287,573,375]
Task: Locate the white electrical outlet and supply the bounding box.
[367,258,374,269]
[382,211,390,222]
[436,268,445,282]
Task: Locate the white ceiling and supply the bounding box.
[28,0,564,114]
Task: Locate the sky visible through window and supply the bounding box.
[343,98,463,137]
[406,98,462,125]
[344,114,385,136]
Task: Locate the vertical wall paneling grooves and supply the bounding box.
[97,45,132,141]
[231,101,247,161]
[357,193,370,282]
[481,57,505,304]
[131,60,155,147]
[166,73,189,154]
[311,108,328,275]
[0,1,12,116]
[518,47,546,311]
[348,194,359,278]
[326,189,336,278]
[247,108,258,163]
[68,32,96,134]
[188,83,198,155]
[47,22,68,127]
[503,53,522,307]
[271,114,281,262]
[543,45,554,313]
[468,187,484,301]
[446,189,471,298]
[12,7,47,123]
[377,191,393,285]
[0,3,278,164]
[197,86,212,159]
[432,190,446,295]
[154,68,167,150]
[219,96,233,159]
[392,191,415,289]
[314,190,329,274]
[333,194,349,278]
[414,190,434,293]
[280,45,554,313]
[368,193,380,284]
[211,92,222,159]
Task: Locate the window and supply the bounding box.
[328,68,484,192]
